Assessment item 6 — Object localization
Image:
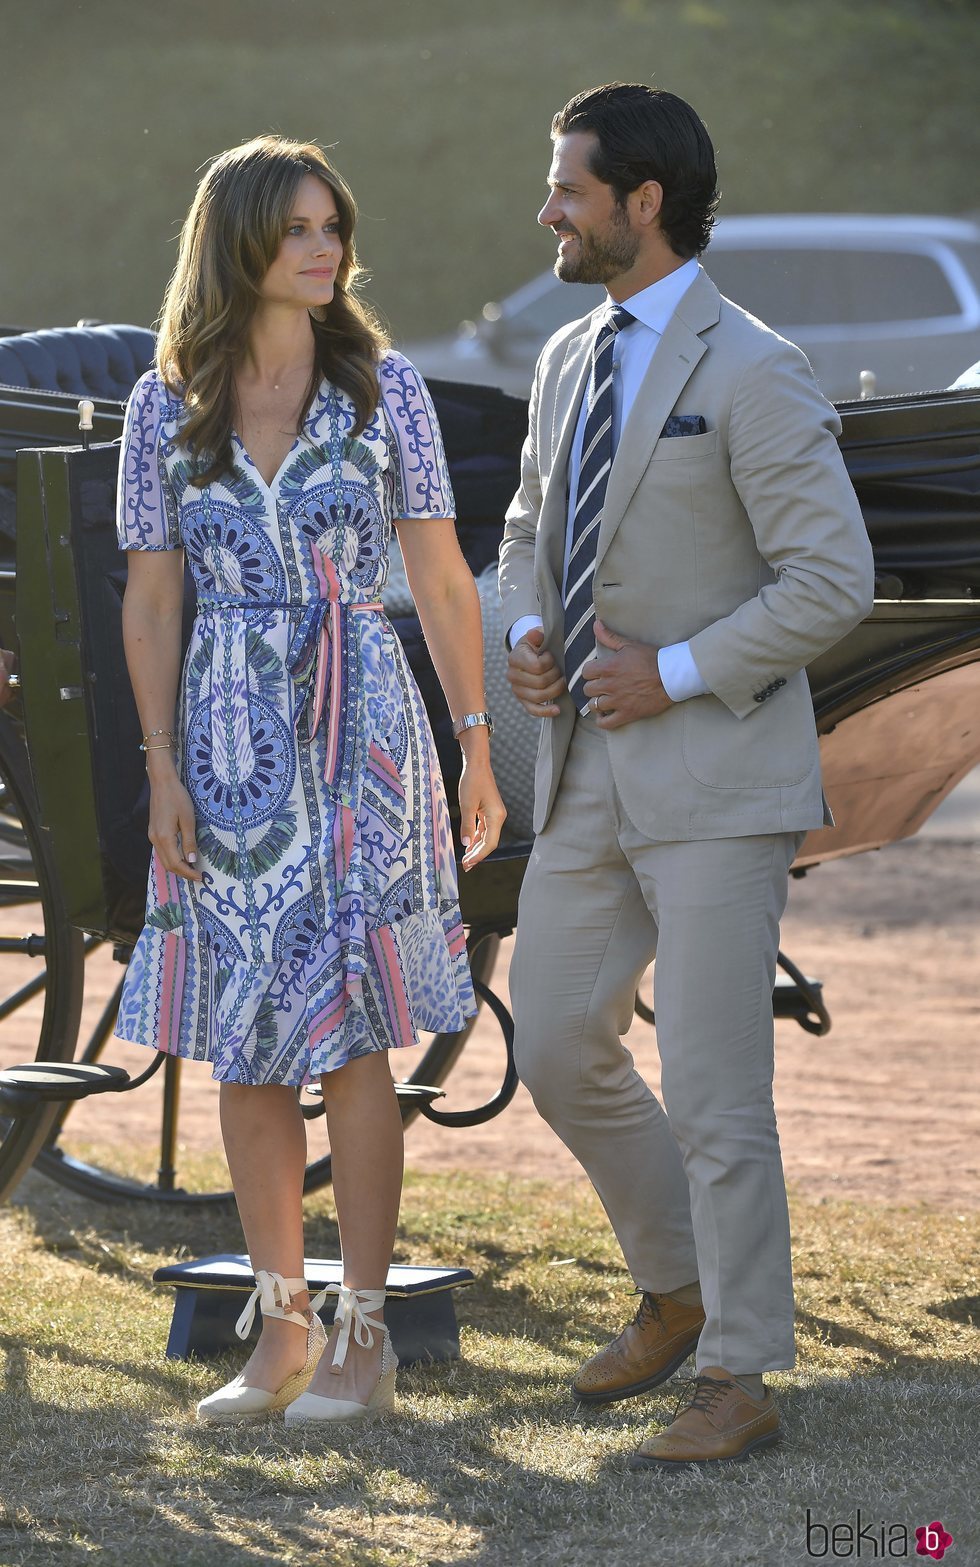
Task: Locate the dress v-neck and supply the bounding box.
[232,381,333,493]
[232,429,302,495]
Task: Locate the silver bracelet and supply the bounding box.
[452,710,494,740]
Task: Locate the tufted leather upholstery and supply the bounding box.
[0,323,156,399]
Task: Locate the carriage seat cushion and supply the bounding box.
[0,324,156,400]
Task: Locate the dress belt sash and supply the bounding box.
[196,595,385,810]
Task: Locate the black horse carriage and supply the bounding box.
[0,323,978,1207]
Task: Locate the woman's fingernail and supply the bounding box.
[187,852,197,864]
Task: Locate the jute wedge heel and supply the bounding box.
[284,1285,398,1425]
[196,1270,327,1424]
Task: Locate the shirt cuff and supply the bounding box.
[508,614,544,650]
[658,641,711,702]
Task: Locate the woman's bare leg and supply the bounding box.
[219,1082,312,1390]
[307,1051,404,1402]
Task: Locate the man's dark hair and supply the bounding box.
[552,82,719,258]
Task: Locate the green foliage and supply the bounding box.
[1,0,977,338]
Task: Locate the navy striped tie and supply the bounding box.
[563,304,634,714]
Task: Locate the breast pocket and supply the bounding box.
[650,429,719,462]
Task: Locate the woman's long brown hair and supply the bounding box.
[156,135,388,486]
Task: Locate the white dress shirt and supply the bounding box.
[508,256,710,702]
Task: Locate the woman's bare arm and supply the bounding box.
[122,551,202,882]
[395,518,505,869]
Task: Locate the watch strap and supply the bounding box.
[452,710,494,739]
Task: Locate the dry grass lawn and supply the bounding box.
[1,1167,977,1567]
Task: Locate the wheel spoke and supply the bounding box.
[0,879,42,899]
[0,717,85,1203]
[77,969,124,1065]
[44,970,126,1143]
[0,966,49,1022]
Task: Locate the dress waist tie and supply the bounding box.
[196,594,384,811]
[285,598,385,810]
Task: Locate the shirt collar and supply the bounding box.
[613,256,700,336]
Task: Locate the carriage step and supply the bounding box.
[773,972,823,1018]
[0,1064,446,1114]
[0,1061,129,1109]
[153,1254,475,1366]
[303,1080,446,1105]
[395,1082,445,1103]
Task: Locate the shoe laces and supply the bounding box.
[320,1284,386,1370]
[678,1373,733,1418]
[235,1270,310,1339]
[634,1291,666,1330]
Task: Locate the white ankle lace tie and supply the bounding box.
[235,1270,309,1339]
[319,1284,387,1369]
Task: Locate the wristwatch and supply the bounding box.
[452,710,494,740]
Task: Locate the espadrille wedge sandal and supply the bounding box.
[284,1285,397,1425]
[196,1270,327,1424]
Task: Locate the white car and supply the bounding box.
[951,359,980,389]
[403,214,980,402]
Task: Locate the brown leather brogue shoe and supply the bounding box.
[572,1292,705,1405]
[629,1367,780,1470]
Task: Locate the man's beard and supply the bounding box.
[554,206,640,284]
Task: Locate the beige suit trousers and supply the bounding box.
[511,716,803,1373]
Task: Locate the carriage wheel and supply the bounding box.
[0,714,85,1201]
[28,917,500,1207]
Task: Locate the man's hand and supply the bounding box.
[582,620,674,729]
[506,626,567,718]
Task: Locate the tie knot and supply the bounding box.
[604,304,634,337]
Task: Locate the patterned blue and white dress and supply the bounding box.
[114,352,476,1085]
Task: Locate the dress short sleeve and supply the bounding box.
[380,351,455,520]
[116,369,181,550]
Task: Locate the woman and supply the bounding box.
[116,135,505,1426]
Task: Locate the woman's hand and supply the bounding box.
[458,753,506,871]
[147,757,203,882]
[394,518,506,868]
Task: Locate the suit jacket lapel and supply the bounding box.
[595,268,720,568]
[536,317,596,596]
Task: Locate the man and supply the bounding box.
[499,82,874,1470]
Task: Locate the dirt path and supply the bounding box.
[402,837,980,1209]
[3,838,978,1210]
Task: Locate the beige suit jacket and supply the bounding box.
[498,266,876,840]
